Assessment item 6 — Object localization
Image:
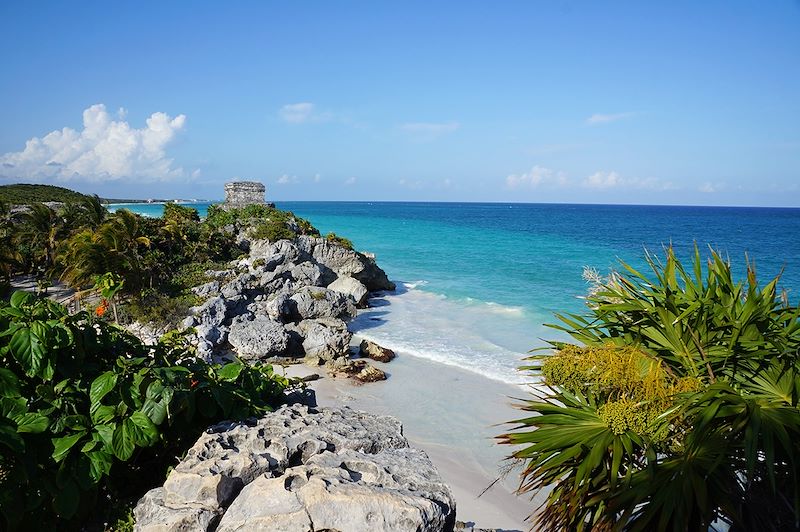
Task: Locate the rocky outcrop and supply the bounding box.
[328,275,369,307]
[134,405,456,532]
[227,315,293,360]
[173,228,394,371]
[359,339,396,363]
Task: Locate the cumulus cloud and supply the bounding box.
[505,165,568,188]
[400,121,460,141]
[586,112,633,125]
[582,171,673,190]
[276,174,300,185]
[0,104,187,182]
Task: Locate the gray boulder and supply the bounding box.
[134,405,454,532]
[227,315,292,360]
[250,239,304,264]
[218,448,454,532]
[297,317,352,363]
[297,236,395,292]
[288,261,325,287]
[328,275,369,307]
[290,286,357,321]
[192,297,228,328]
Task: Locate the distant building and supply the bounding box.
[222,181,270,210]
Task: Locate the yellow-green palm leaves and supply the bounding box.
[501,247,800,531]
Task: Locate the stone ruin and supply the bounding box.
[222,181,269,210]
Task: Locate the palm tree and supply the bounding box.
[500,248,800,531]
[94,210,151,290]
[17,203,62,274]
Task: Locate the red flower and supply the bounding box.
[190,379,199,388]
[95,300,109,317]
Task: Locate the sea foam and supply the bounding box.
[351,281,546,385]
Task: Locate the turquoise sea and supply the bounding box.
[108,201,800,384]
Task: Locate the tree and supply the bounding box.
[500,247,800,531]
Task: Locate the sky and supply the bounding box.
[0,1,798,206]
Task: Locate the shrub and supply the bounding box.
[500,247,800,531]
[0,291,292,530]
[250,220,296,242]
[325,232,353,250]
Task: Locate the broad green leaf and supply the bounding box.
[52,432,85,462]
[89,371,117,406]
[90,405,116,424]
[14,412,49,433]
[111,421,135,461]
[9,327,45,376]
[128,411,158,446]
[217,362,243,382]
[9,291,33,309]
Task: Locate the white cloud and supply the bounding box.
[278,103,315,124]
[582,171,673,191]
[505,165,568,188]
[343,176,357,186]
[0,104,187,182]
[312,173,321,183]
[583,170,622,188]
[586,112,633,125]
[400,121,460,140]
[276,174,300,185]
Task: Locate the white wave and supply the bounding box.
[352,285,548,385]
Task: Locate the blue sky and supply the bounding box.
[1,1,798,206]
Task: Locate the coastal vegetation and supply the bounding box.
[0,184,90,204]
[501,247,800,531]
[0,291,292,530]
[0,195,333,529]
[0,197,320,328]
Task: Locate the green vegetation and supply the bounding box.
[325,232,353,250]
[500,247,800,531]
[0,291,293,530]
[0,190,320,326]
[0,184,89,204]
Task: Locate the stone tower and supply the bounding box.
[223,181,266,210]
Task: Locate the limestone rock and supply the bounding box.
[218,448,454,532]
[227,315,291,360]
[359,339,396,363]
[297,236,395,292]
[133,487,221,532]
[297,317,352,363]
[134,405,454,532]
[191,280,220,298]
[328,275,369,307]
[290,286,357,321]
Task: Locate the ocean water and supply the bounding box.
[108,201,800,384]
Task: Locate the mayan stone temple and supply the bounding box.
[222,181,269,210]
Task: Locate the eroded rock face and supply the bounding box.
[134,405,455,532]
[290,286,357,321]
[227,315,293,360]
[298,317,353,364]
[328,275,370,307]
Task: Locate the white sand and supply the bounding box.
[285,343,545,531]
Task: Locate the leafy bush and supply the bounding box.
[500,247,800,531]
[120,290,201,329]
[0,291,292,530]
[325,232,353,250]
[250,219,296,242]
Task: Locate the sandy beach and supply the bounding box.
[286,336,545,531]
